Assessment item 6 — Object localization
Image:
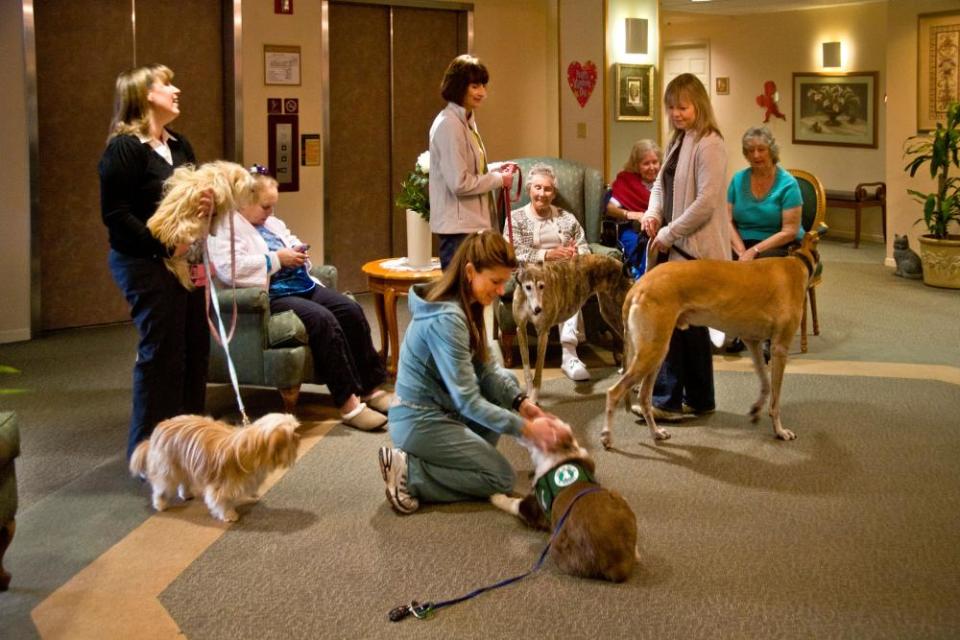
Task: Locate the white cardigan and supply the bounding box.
[206,212,320,289]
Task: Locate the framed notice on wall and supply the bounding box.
[264,45,301,86]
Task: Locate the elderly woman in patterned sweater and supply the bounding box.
[503,163,591,382]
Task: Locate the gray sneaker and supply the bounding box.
[378,447,419,514]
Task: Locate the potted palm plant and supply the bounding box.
[396,151,432,269]
[904,101,960,288]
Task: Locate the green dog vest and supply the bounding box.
[535,461,596,517]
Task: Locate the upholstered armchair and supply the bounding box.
[0,411,19,591]
[207,265,338,411]
[788,168,828,353]
[492,156,622,367]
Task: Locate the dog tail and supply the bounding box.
[129,440,150,478]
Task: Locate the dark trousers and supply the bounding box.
[652,325,715,413]
[271,286,385,408]
[438,233,468,271]
[109,250,209,459]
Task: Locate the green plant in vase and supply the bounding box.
[903,101,960,288]
[396,151,430,222]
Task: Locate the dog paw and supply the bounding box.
[654,428,671,441]
[152,496,169,512]
[220,510,240,522]
[600,431,612,450]
[178,486,194,501]
[776,428,797,441]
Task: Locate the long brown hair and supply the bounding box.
[426,231,516,363]
[663,73,722,148]
[107,63,173,142]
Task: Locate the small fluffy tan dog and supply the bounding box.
[491,434,638,582]
[129,413,300,522]
[147,160,256,289]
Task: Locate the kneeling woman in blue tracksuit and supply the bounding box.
[378,231,571,514]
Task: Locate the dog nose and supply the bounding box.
[533,306,541,315]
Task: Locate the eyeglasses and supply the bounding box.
[248,164,270,176]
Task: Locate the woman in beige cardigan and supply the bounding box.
[640,73,730,422]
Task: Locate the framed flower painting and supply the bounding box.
[792,71,878,148]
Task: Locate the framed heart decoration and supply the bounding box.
[567,61,598,108]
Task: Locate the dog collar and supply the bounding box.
[535,461,595,517]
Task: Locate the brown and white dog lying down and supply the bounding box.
[603,233,821,448]
[146,160,256,290]
[129,413,300,522]
[490,435,638,582]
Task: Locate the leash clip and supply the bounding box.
[388,601,418,622]
[411,602,434,619]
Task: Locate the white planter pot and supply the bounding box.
[405,209,432,269]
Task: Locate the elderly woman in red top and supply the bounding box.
[606,139,662,278]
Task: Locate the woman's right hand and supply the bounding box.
[277,247,307,268]
[641,216,661,237]
[521,417,573,452]
[500,170,514,190]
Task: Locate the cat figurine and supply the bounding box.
[893,234,923,279]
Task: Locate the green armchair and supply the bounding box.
[0,411,19,591]
[208,265,339,412]
[493,156,622,367]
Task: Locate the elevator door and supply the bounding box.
[33,0,225,330]
[327,2,464,292]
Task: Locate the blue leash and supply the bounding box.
[388,485,602,622]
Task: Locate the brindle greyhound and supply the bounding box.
[513,253,632,403]
[602,233,820,447]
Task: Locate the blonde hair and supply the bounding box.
[107,63,174,141]
[663,73,722,146]
[624,139,662,173]
[426,231,517,364]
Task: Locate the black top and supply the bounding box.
[98,131,196,258]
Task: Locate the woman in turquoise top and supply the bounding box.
[727,126,803,261]
[378,231,571,515]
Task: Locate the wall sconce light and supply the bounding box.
[822,41,841,68]
[625,18,648,55]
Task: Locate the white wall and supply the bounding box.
[662,2,888,247]
[0,0,31,343]
[885,0,959,266]
[606,0,660,182]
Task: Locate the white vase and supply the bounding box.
[405,209,432,269]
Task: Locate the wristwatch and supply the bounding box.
[511,393,528,411]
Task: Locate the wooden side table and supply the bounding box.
[825,182,886,248]
[361,258,441,377]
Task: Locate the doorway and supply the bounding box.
[661,43,710,141]
[31,0,228,330]
[325,1,467,292]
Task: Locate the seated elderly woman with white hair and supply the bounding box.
[503,162,590,382]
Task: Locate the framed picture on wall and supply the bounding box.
[715,77,729,95]
[616,63,655,121]
[917,11,960,131]
[792,71,878,148]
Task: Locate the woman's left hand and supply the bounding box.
[196,189,215,219]
[518,399,557,421]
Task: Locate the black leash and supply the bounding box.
[387,485,602,622]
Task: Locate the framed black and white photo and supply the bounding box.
[616,63,654,121]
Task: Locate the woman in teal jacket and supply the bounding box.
[378,231,571,515]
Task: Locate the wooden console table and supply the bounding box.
[825,182,886,248]
[361,258,441,377]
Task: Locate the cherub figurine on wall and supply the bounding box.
[756,80,786,122]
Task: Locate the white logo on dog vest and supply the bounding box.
[553,464,579,487]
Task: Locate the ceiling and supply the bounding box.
[660,0,883,16]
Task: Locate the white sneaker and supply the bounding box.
[561,357,590,381]
[378,447,419,514]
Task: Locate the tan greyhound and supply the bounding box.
[602,233,820,448]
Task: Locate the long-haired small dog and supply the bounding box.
[129,413,300,522]
[147,160,255,289]
[490,433,638,582]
